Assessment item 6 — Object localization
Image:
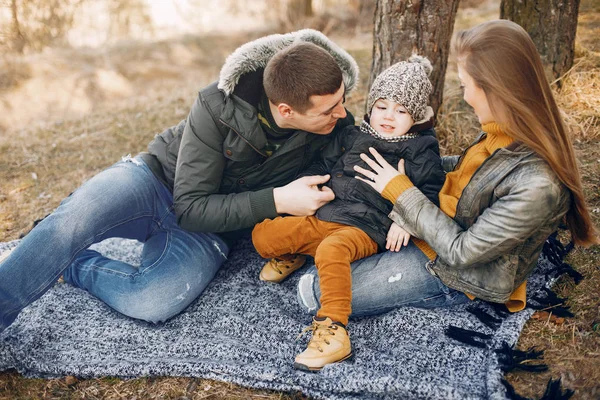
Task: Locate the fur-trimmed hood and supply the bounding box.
[217,29,359,97]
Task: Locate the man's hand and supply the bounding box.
[386,222,411,252]
[273,175,335,216]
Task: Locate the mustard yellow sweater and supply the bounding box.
[382,123,526,312]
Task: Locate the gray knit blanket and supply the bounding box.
[0,236,570,399]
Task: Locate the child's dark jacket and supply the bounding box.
[303,121,445,250]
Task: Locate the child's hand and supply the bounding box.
[386,222,410,252]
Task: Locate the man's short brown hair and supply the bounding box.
[263,42,343,113]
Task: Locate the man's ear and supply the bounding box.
[276,103,295,119]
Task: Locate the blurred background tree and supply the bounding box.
[369,0,460,117]
[0,0,583,108]
[3,0,86,53]
[106,0,153,41]
[501,0,581,86]
[368,0,581,116]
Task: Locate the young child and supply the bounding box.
[251,56,446,371]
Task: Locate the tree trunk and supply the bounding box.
[500,0,580,86]
[369,0,460,117]
[10,0,25,53]
[287,0,313,21]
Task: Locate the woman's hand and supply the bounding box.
[354,147,406,194]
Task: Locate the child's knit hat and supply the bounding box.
[367,55,433,123]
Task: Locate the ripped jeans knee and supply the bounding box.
[121,153,143,166]
[297,271,319,315]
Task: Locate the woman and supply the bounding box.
[296,19,597,319]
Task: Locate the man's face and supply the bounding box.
[288,83,347,135]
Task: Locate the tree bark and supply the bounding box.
[369,0,460,117]
[500,0,580,86]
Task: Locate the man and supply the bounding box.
[0,29,358,332]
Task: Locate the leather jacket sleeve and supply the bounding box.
[389,172,567,268]
[173,96,276,233]
[441,155,460,173]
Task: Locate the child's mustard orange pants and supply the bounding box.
[252,216,378,325]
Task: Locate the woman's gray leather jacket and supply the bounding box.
[389,133,571,303]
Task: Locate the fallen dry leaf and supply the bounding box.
[8,183,34,195]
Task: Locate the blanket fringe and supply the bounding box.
[495,342,547,373]
[467,306,504,330]
[543,233,574,264]
[445,325,491,348]
[502,377,574,400]
[501,378,531,400]
[489,302,510,318]
[530,288,574,318]
[540,378,574,400]
[541,233,581,283]
[546,263,584,284]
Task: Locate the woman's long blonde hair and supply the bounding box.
[452,19,598,246]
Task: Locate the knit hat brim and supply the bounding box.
[367,55,433,122]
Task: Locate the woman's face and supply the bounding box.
[457,64,494,125]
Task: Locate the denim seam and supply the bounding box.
[151,205,176,235]
[125,156,173,235]
[355,291,458,316]
[137,229,172,277]
[73,226,171,279]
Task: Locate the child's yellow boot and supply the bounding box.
[259,255,306,283]
[294,316,352,371]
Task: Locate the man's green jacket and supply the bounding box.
[140,29,359,235]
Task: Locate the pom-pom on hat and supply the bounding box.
[367,55,433,123]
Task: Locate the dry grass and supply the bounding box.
[506,167,600,399]
[1,1,599,399]
[0,374,310,400]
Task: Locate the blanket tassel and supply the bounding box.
[502,377,574,400]
[495,342,547,373]
[541,233,581,284]
[501,378,530,400]
[489,302,510,318]
[546,263,584,284]
[445,325,491,348]
[467,306,504,330]
[540,378,574,400]
[530,288,574,318]
[543,232,574,264]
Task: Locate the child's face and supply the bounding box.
[369,99,414,137]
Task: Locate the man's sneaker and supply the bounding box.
[294,316,352,371]
[259,255,306,283]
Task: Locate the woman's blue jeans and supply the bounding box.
[0,157,229,332]
[297,241,469,318]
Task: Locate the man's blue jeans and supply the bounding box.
[0,157,229,332]
[297,241,469,317]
